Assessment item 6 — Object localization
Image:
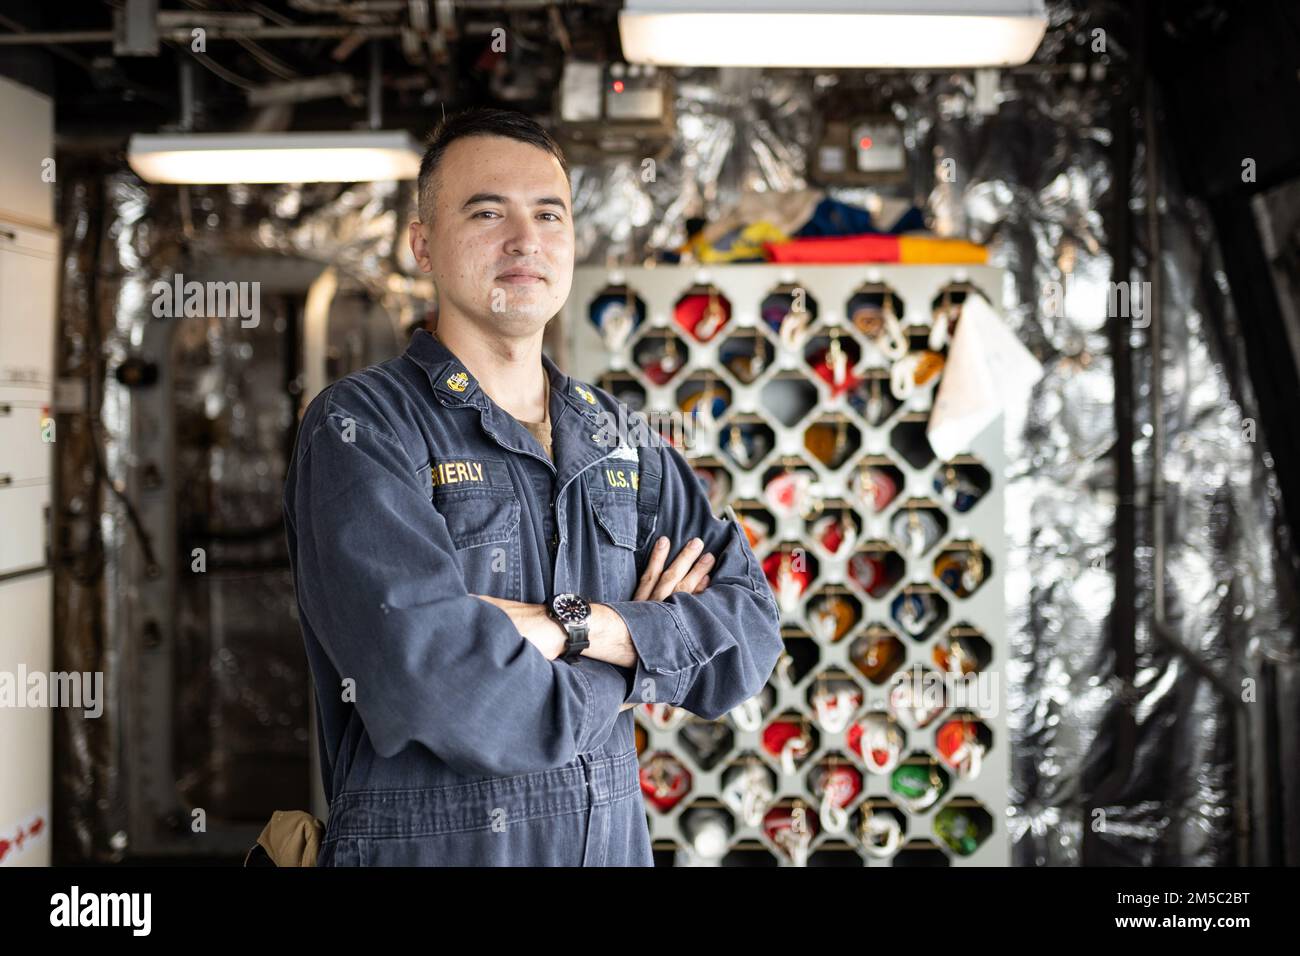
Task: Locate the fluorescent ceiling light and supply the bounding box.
[126,130,423,184]
[619,0,1048,68]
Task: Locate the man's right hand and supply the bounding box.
[633,535,713,600]
[616,536,715,713]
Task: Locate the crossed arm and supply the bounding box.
[474,534,716,712]
[288,398,782,772]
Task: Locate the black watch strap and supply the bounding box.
[560,622,590,663]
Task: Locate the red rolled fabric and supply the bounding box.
[763,233,901,263]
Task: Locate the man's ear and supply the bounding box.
[408,220,433,274]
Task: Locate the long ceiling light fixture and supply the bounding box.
[619,0,1049,69]
[126,129,423,185]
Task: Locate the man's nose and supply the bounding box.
[505,215,542,256]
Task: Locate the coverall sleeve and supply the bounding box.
[285,396,629,776]
[602,442,784,719]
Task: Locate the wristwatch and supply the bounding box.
[548,592,592,663]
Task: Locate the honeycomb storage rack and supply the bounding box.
[564,264,1009,867]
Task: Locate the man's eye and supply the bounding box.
[472,210,500,219]
[539,212,561,222]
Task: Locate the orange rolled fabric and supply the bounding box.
[898,236,988,264]
[763,233,988,265]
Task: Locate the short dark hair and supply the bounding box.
[416,107,569,223]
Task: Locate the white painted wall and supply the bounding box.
[0,71,56,867]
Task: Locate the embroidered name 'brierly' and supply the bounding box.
[430,459,486,488]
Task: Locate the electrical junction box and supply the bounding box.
[815,117,907,185]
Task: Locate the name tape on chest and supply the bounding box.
[427,458,501,491]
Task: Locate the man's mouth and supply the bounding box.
[497,271,546,285]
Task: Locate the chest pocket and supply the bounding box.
[421,456,522,599]
[585,465,641,600]
[586,465,640,549]
[437,488,520,549]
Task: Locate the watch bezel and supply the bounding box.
[549,593,591,664]
[550,592,591,626]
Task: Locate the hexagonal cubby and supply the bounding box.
[934,713,992,780]
[888,499,948,558]
[762,800,821,864]
[804,588,861,644]
[725,681,779,736]
[761,284,819,346]
[889,752,951,813]
[847,542,905,599]
[931,624,992,677]
[691,459,732,512]
[805,670,865,733]
[850,458,904,514]
[759,373,820,427]
[890,585,949,642]
[890,414,937,468]
[891,840,952,866]
[718,418,774,472]
[677,719,736,772]
[848,369,902,427]
[847,284,907,363]
[929,281,992,352]
[597,372,646,412]
[632,329,688,385]
[762,542,818,617]
[808,845,867,866]
[933,456,992,513]
[634,698,690,734]
[675,375,732,437]
[933,540,993,599]
[639,751,693,813]
[720,846,781,867]
[676,802,736,862]
[887,664,950,729]
[588,285,646,351]
[808,506,860,560]
[933,799,993,856]
[760,712,819,774]
[804,329,864,398]
[847,711,907,776]
[761,461,824,519]
[731,500,775,554]
[849,626,907,686]
[890,349,945,412]
[804,415,860,470]
[650,414,691,454]
[720,753,779,828]
[776,627,820,689]
[674,285,732,342]
[719,328,775,385]
[807,756,864,832]
[853,799,908,859]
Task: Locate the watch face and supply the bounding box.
[551,592,590,625]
